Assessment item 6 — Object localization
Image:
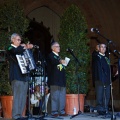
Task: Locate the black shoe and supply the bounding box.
[105,112,111,118]
[51,114,59,117]
[116,112,120,117]
[42,111,48,116]
[59,113,68,116]
[15,117,26,120]
[98,110,106,115]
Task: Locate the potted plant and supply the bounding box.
[0,62,13,118]
[59,4,90,115]
[0,0,29,118]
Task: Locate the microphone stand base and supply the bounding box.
[70,111,82,119]
[42,112,48,117]
[111,114,116,120]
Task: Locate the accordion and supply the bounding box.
[16,49,36,74]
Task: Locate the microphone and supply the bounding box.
[33,45,39,49]
[107,39,112,44]
[66,48,73,52]
[91,28,99,33]
[114,50,120,55]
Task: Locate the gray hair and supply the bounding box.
[99,43,106,48]
[51,41,59,49]
[10,33,20,42]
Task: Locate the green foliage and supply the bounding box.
[59,5,90,94]
[0,63,12,95]
[0,0,29,95]
[0,0,29,49]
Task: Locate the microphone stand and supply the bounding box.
[67,49,82,119]
[26,48,47,120]
[93,30,116,120]
[93,30,113,52]
[26,67,38,120]
[37,49,48,119]
[25,49,45,120]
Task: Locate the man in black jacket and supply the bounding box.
[92,44,99,87]
[47,41,67,117]
[92,43,111,115]
[7,33,33,120]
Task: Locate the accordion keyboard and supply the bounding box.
[16,49,36,74]
[16,55,28,74]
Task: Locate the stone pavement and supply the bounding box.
[43,113,120,120]
[1,112,120,120]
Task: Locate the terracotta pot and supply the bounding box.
[0,96,13,118]
[65,94,85,115]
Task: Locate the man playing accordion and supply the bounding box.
[7,33,33,120]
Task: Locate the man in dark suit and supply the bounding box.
[92,44,99,87]
[92,43,111,115]
[7,33,33,120]
[47,41,67,117]
[92,44,99,58]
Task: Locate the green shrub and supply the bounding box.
[59,4,90,94]
[0,0,29,95]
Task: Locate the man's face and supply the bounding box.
[52,43,60,53]
[12,35,21,47]
[45,88,49,94]
[99,44,106,54]
[36,86,40,92]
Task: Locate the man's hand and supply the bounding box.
[26,43,33,49]
[21,43,27,49]
[60,59,66,64]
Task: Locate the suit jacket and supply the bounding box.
[92,53,110,85]
[7,45,29,82]
[92,50,99,86]
[47,52,66,87]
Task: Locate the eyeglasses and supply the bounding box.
[16,39,21,41]
[53,46,60,48]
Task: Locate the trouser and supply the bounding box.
[11,80,28,119]
[95,82,110,112]
[50,85,66,114]
[42,93,51,114]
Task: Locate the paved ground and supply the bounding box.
[0,112,120,120]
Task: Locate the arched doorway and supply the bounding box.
[25,19,52,61]
[26,6,60,60]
